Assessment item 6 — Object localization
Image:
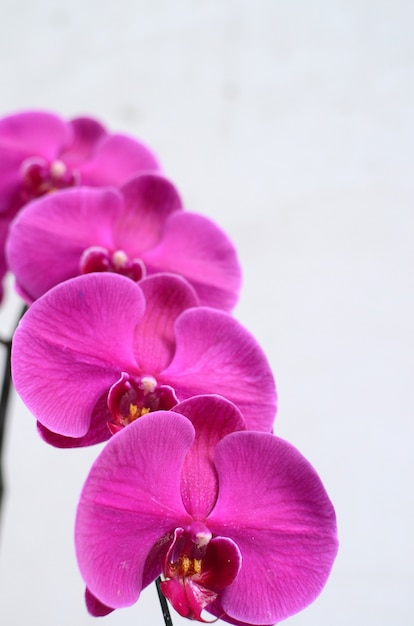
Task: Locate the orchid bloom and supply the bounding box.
[6,173,241,310]
[0,109,159,298]
[0,109,160,214]
[75,395,338,624]
[11,272,277,447]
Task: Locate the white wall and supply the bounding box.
[0,1,413,625]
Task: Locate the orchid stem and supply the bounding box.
[155,577,174,626]
[0,338,12,517]
[0,304,27,520]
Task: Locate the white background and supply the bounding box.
[0,1,413,625]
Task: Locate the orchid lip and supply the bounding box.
[20,156,79,199]
[106,372,178,435]
[160,524,241,621]
[80,246,146,282]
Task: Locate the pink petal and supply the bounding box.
[36,393,111,447]
[0,110,71,158]
[199,536,241,590]
[0,148,27,213]
[162,308,277,431]
[173,395,245,519]
[161,577,216,622]
[117,173,182,252]
[207,432,338,624]
[7,187,124,302]
[143,211,241,311]
[85,588,115,617]
[75,412,194,608]
[60,117,108,167]
[133,273,199,373]
[11,273,145,437]
[78,133,160,187]
[207,602,273,626]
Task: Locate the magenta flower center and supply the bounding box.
[80,247,146,282]
[160,524,241,621]
[165,525,211,573]
[20,157,79,200]
[106,373,178,435]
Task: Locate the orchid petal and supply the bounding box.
[85,588,115,617]
[36,393,111,447]
[117,173,182,253]
[141,546,169,591]
[0,148,27,213]
[199,536,241,591]
[207,602,273,626]
[208,432,338,624]
[161,577,216,622]
[7,187,124,302]
[75,412,194,608]
[144,211,241,311]
[133,274,199,373]
[0,110,71,158]
[11,274,145,437]
[162,308,277,431]
[172,395,245,519]
[61,117,107,167]
[79,133,160,186]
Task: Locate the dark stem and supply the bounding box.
[155,577,174,626]
[0,338,12,511]
[0,305,27,518]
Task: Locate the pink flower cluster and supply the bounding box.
[3,109,338,625]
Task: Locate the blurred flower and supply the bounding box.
[11,272,276,447]
[0,109,160,298]
[75,395,338,624]
[7,173,241,310]
[0,109,159,214]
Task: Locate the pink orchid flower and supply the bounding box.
[0,109,159,214]
[75,395,338,624]
[0,109,159,298]
[11,272,276,447]
[6,173,241,310]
